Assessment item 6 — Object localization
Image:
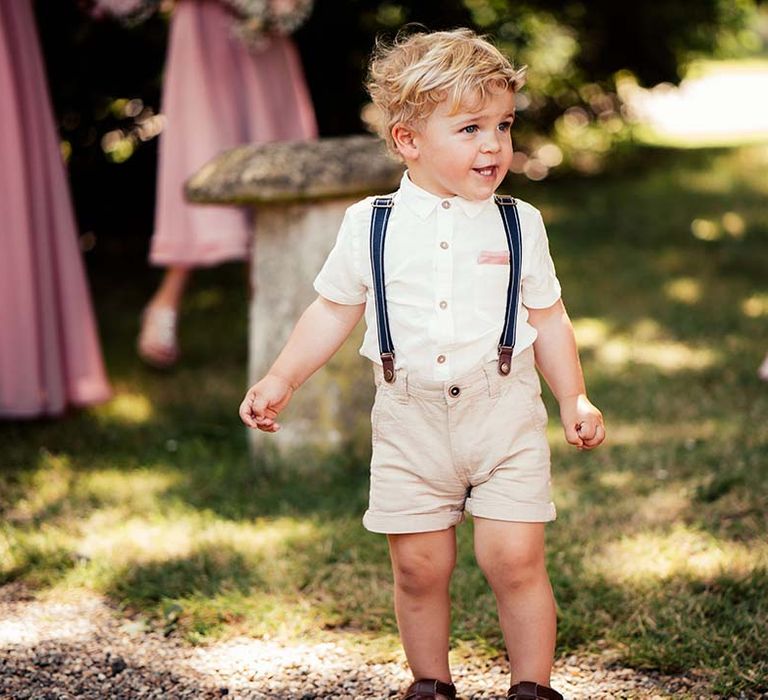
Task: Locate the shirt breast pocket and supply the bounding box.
[474,251,512,323]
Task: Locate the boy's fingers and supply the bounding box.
[564,424,583,447]
[582,423,606,447]
[239,396,258,427]
[250,394,273,420]
[577,421,597,440]
[256,419,281,433]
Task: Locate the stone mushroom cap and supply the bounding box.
[185,135,404,206]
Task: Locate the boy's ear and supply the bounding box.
[391,122,419,161]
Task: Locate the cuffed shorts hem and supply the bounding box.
[362,509,465,534]
[466,499,556,523]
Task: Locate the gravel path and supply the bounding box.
[0,584,722,699]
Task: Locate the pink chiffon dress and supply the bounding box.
[149,0,318,266]
[0,0,112,418]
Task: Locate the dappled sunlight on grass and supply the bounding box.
[7,458,182,525]
[95,391,154,425]
[742,292,768,318]
[629,488,690,528]
[78,468,181,509]
[597,337,719,373]
[76,514,322,569]
[595,470,635,490]
[0,526,79,587]
[7,450,74,523]
[587,524,767,586]
[571,317,610,349]
[590,418,721,448]
[573,315,721,374]
[663,277,702,305]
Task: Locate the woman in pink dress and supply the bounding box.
[0,0,112,418]
[136,0,317,367]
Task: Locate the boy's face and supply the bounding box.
[398,87,516,201]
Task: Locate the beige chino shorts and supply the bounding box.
[363,346,556,534]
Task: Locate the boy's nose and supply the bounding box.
[481,136,502,153]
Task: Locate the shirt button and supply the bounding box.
[441,200,451,209]
[436,354,446,364]
[439,300,448,310]
[440,241,449,250]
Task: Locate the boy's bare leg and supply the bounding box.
[387,528,456,694]
[473,519,556,685]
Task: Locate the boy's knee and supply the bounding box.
[477,545,545,590]
[392,548,455,596]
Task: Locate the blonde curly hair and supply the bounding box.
[366,28,526,157]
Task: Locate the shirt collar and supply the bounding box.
[397,171,494,220]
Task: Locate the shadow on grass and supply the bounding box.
[552,564,768,696]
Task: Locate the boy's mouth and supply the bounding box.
[473,166,497,177]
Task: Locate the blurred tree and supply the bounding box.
[33,0,763,243]
[35,0,166,244]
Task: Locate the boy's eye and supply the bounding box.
[462,125,479,134]
[498,121,513,132]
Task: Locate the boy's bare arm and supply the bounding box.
[527,299,605,450]
[239,295,365,432]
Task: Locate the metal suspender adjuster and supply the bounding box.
[494,195,522,377]
[370,195,397,383]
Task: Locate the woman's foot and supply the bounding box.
[759,353,768,382]
[137,305,179,368]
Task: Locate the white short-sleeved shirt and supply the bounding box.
[314,172,561,381]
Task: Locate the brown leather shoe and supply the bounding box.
[403,678,457,700]
[507,681,564,700]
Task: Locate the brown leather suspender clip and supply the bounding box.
[498,345,514,376]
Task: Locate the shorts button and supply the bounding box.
[436,354,446,364]
[449,385,461,397]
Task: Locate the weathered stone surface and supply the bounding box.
[186,135,403,205]
[185,135,404,457]
[247,200,374,457]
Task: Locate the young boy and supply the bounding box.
[240,28,605,700]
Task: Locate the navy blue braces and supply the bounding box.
[369,194,522,383]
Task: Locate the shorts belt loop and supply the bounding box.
[393,370,410,404]
[483,364,500,398]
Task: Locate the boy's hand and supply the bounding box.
[239,374,294,432]
[559,394,605,450]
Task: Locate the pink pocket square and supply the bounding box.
[477,250,510,265]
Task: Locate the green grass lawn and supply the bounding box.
[2,144,767,697]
